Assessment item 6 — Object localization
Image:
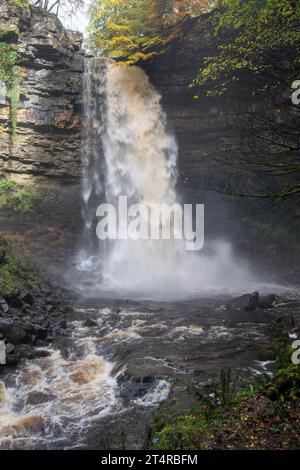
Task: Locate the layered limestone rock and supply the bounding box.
[0,3,83,180]
[0,7,258,191]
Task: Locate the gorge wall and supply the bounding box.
[1,5,286,276]
[0,3,83,180]
[145,16,262,202]
[0,5,253,192]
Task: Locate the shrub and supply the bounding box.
[0,179,39,214]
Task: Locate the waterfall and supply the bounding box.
[77,58,250,298]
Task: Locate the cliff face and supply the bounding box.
[0,7,257,190]
[0,4,84,180]
[0,8,254,191]
[144,16,261,202]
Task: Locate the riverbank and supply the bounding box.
[150,328,300,450]
[0,235,77,366]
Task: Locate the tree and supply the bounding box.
[31,0,84,16]
[192,0,300,205]
[193,0,300,96]
[88,0,214,65]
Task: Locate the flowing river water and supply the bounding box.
[1,291,299,449]
[0,60,299,449]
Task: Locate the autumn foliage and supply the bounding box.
[88,0,214,65]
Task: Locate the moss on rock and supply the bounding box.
[0,179,39,213]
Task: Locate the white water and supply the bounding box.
[0,328,118,449]
[77,59,251,299]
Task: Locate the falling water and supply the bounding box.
[77,59,250,298]
[0,322,118,449]
[81,59,107,263]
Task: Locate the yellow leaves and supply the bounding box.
[106,20,129,34]
[123,51,159,66]
[110,36,136,48]
[89,0,205,66]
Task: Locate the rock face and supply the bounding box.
[0,7,257,190]
[0,7,297,277]
[144,16,262,202]
[0,3,83,180]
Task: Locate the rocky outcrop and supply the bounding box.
[0,3,83,180]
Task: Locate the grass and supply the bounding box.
[0,179,39,214]
[0,236,41,297]
[150,326,300,450]
[6,84,20,139]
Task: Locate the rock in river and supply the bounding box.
[0,319,27,345]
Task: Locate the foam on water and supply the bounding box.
[0,336,117,449]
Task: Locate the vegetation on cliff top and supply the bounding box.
[88,0,213,65]
[193,0,300,96]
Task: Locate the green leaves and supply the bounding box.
[6,0,29,7]
[88,0,161,64]
[0,179,39,214]
[88,1,211,65]
[194,0,300,96]
[0,42,19,89]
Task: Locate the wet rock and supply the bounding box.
[35,339,49,347]
[0,297,9,314]
[19,291,34,307]
[6,352,21,365]
[0,382,6,401]
[16,344,50,360]
[45,304,56,314]
[119,375,162,401]
[245,396,276,418]
[26,391,56,405]
[84,318,98,327]
[258,294,278,309]
[5,343,15,355]
[0,319,27,345]
[23,322,48,341]
[59,320,68,329]
[226,292,259,312]
[227,292,278,312]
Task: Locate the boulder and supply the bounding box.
[0,297,9,314]
[84,318,98,327]
[19,290,34,306]
[258,294,278,309]
[16,344,50,360]
[245,396,275,419]
[226,292,259,311]
[227,292,278,312]
[28,324,48,340]
[0,319,26,345]
[26,391,56,405]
